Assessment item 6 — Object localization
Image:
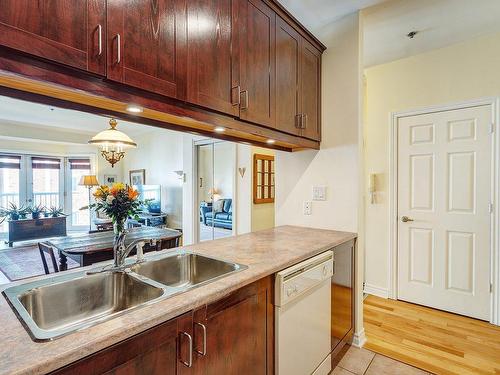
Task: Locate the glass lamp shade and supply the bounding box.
[88,118,137,151]
[89,119,137,167]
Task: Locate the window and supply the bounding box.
[253,154,275,204]
[68,158,91,228]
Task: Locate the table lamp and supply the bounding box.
[79,175,100,232]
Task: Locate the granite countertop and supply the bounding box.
[0,225,356,375]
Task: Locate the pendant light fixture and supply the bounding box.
[88,118,137,168]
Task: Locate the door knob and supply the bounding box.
[401,216,414,223]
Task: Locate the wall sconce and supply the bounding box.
[174,170,186,182]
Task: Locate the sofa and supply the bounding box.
[200,199,232,230]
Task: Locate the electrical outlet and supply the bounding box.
[303,201,312,215]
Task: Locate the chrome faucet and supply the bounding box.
[114,237,157,268]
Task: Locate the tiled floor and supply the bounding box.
[332,346,430,375]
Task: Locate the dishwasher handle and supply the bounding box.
[275,251,334,307]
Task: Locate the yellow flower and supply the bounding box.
[110,182,126,196]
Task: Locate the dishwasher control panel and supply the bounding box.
[275,250,334,307]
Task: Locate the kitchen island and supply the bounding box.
[0,226,356,375]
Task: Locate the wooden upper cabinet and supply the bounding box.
[186,0,238,116]
[0,0,106,75]
[275,16,301,136]
[299,38,321,141]
[235,0,276,128]
[106,0,187,100]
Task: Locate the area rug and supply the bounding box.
[0,245,79,281]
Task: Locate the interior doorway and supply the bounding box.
[394,103,494,321]
[195,140,235,242]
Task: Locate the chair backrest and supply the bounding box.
[38,242,59,274]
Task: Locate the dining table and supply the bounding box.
[47,227,182,271]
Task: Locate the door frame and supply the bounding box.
[388,97,500,325]
[192,139,237,243]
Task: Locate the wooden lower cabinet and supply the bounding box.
[192,276,273,374]
[51,277,273,375]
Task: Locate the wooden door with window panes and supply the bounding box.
[253,154,274,203]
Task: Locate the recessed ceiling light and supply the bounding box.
[266,139,275,144]
[126,104,143,113]
[214,126,226,133]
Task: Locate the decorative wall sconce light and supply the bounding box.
[174,170,186,182]
[88,118,137,168]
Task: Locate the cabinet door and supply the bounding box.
[237,0,276,128]
[186,0,238,116]
[0,0,105,75]
[107,0,187,100]
[275,17,301,136]
[193,277,272,374]
[299,38,321,141]
[51,315,187,375]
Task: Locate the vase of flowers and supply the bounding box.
[91,183,141,267]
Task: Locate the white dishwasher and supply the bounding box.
[275,250,334,375]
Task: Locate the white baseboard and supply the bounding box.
[363,283,389,299]
[352,328,367,348]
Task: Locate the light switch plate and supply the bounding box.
[303,201,312,215]
[312,186,327,201]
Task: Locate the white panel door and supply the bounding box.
[397,105,492,320]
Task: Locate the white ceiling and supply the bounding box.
[280,0,500,67]
[363,0,500,67]
[278,0,386,37]
[0,95,153,140]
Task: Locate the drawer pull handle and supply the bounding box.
[179,331,193,368]
[115,34,121,64]
[194,322,207,356]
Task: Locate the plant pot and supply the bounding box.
[10,214,19,221]
[32,213,41,220]
[44,213,50,218]
[51,214,59,218]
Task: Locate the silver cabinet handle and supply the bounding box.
[295,114,302,129]
[401,216,414,223]
[97,24,102,56]
[194,322,207,356]
[302,114,308,129]
[115,34,121,64]
[179,331,193,368]
[240,90,249,110]
[231,85,241,106]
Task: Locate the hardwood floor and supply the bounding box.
[364,295,500,375]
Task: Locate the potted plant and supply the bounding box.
[48,206,65,218]
[0,202,27,223]
[91,183,142,266]
[29,204,46,220]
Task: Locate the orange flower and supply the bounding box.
[110,182,125,196]
[127,187,139,200]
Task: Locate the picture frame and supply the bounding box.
[129,169,146,186]
[103,174,118,186]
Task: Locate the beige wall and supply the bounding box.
[364,31,500,294]
[251,146,275,232]
[275,13,365,342]
[122,128,184,229]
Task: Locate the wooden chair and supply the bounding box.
[38,242,59,274]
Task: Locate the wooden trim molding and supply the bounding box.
[0,48,320,152]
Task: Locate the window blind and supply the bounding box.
[68,158,91,170]
[31,157,61,169]
[0,154,21,169]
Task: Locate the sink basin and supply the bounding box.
[130,253,245,289]
[3,251,246,341]
[4,272,164,341]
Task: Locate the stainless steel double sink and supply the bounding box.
[3,252,247,341]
